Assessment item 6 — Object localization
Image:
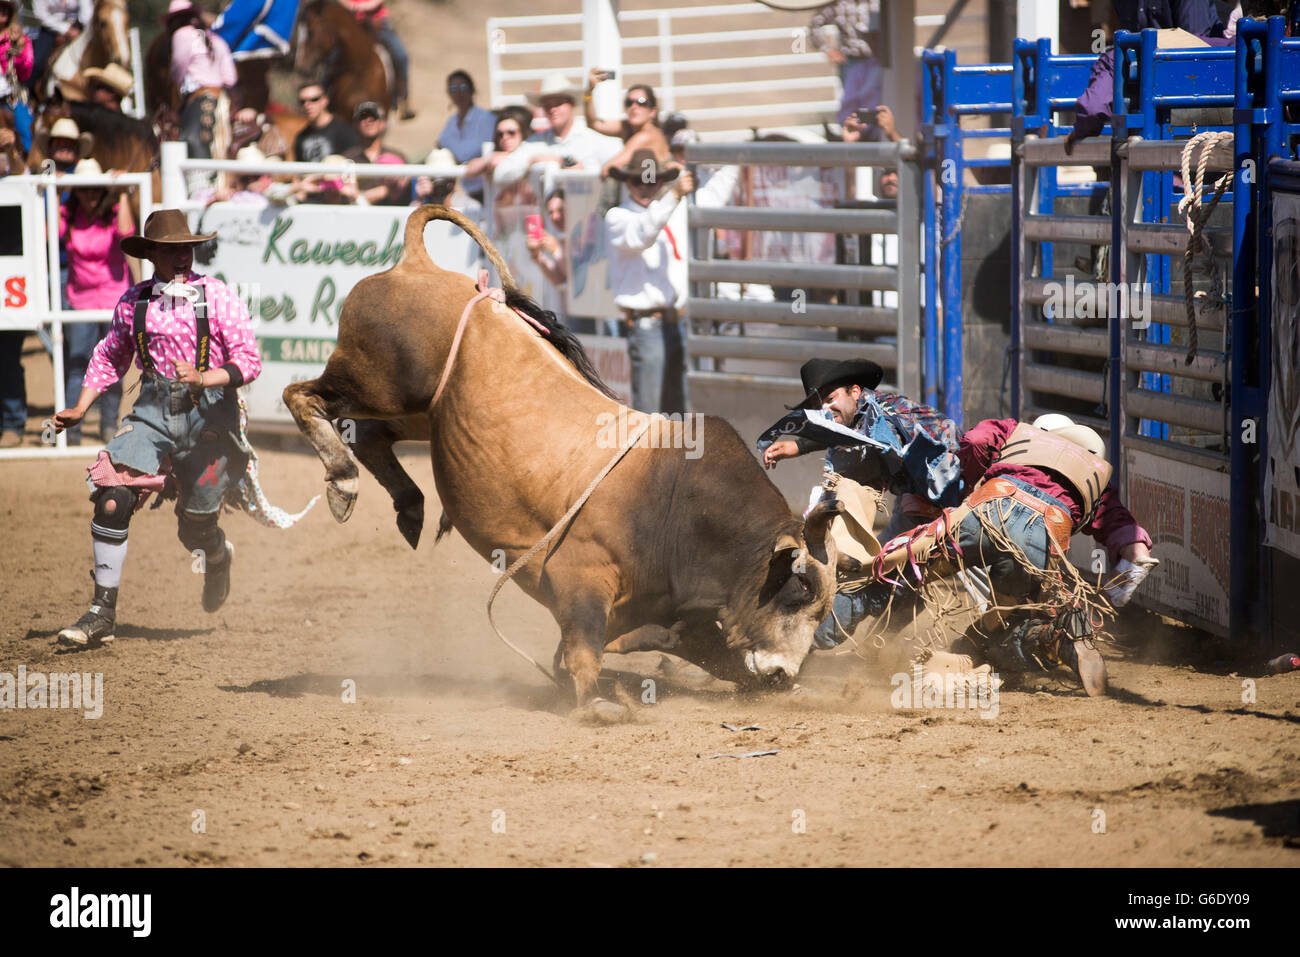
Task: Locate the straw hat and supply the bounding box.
[120,209,216,258]
[84,63,135,98]
[72,158,104,177]
[235,144,279,165]
[1032,413,1106,457]
[35,117,95,161]
[524,73,583,106]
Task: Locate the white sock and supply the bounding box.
[92,538,128,588]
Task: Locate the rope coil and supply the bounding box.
[1177,131,1234,366]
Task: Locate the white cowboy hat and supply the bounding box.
[235,144,278,165]
[423,147,458,170]
[1033,413,1105,456]
[83,63,135,98]
[48,117,82,142]
[73,158,104,177]
[524,73,583,107]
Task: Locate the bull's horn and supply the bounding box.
[803,498,843,545]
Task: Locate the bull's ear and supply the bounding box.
[773,532,802,554]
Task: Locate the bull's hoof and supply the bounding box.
[396,505,423,549]
[326,476,358,523]
[574,697,631,725]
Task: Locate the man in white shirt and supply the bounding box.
[492,73,622,190]
[605,149,738,413]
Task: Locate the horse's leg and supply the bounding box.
[282,360,409,523]
[351,415,429,549]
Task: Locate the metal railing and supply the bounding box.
[683,140,920,399]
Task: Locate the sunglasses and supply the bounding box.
[625,96,652,108]
[495,128,521,139]
[447,82,471,93]
[299,93,324,105]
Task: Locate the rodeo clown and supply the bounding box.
[53,209,312,648]
[758,358,983,649]
[834,414,1158,695]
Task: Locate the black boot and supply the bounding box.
[57,583,118,648]
[202,541,234,613]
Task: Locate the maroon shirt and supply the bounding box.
[959,418,1152,558]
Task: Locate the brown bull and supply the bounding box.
[282,206,839,715]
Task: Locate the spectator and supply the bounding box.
[29,0,88,99]
[0,0,34,154]
[605,149,739,413]
[842,105,899,199]
[461,108,531,184]
[435,70,495,204]
[195,144,279,207]
[60,157,133,445]
[36,115,91,174]
[343,101,408,206]
[809,1,883,125]
[661,111,688,145]
[528,187,567,289]
[292,81,359,163]
[584,69,670,178]
[293,154,360,205]
[492,73,622,190]
[82,63,134,114]
[339,0,413,119]
[165,0,238,185]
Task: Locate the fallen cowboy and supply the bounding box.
[282,204,845,720]
[832,414,1159,696]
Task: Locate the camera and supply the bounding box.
[854,107,882,125]
[597,69,617,81]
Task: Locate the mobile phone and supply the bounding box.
[597,69,616,81]
[561,156,577,168]
[525,214,543,241]
[855,107,881,125]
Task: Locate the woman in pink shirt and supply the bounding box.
[165,0,237,173]
[60,158,135,444]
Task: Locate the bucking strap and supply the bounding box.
[133,283,210,375]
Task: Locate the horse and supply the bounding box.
[282,206,841,718]
[40,0,132,103]
[294,0,390,123]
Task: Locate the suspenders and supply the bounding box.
[132,283,211,376]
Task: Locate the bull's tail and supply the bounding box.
[402,203,519,297]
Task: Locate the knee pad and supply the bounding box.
[177,511,225,557]
[90,486,136,542]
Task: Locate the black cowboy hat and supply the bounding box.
[121,209,216,259]
[786,358,884,410]
[607,148,680,184]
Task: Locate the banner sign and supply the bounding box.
[196,203,482,424]
[1265,188,1300,560]
[1123,447,1231,633]
[0,183,47,331]
[558,171,619,319]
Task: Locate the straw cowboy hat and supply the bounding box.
[35,117,95,161]
[120,209,215,259]
[72,158,104,177]
[83,63,135,98]
[607,147,680,184]
[787,357,885,410]
[524,73,584,106]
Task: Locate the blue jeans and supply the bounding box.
[64,322,122,443]
[92,375,247,516]
[812,478,1071,648]
[374,21,409,102]
[627,315,686,414]
[0,330,27,434]
[838,56,883,124]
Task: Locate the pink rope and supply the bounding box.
[431,269,550,408]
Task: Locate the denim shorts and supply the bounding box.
[90,375,247,516]
[950,477,1073,599]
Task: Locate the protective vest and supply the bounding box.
[994,422,1113,522]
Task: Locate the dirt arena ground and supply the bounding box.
[2,345,1298,868]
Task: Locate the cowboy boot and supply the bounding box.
[202,541,234,613]
[1050,609,1108,697]
[57,582,118,648]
